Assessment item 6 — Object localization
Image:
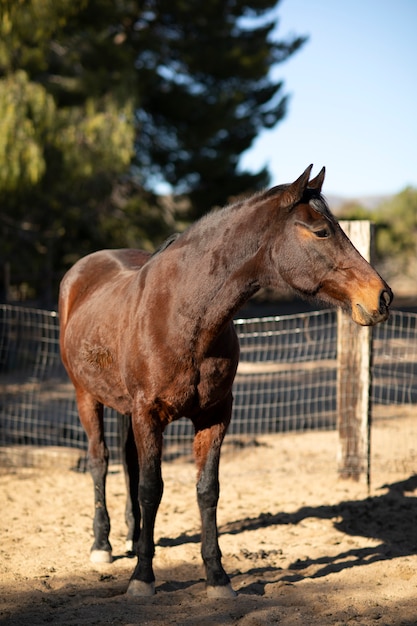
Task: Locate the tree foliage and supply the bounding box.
[337,187,417,283]
[376,188,417,259]
[0,0,306,304]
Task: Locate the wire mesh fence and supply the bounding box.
[0,304,416,465]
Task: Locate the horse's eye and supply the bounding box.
[314,228,330,238]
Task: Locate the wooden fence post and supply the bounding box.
[337,221,375,484]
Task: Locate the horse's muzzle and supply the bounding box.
[354,287,393,326]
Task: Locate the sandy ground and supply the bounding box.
[1,415,417,626]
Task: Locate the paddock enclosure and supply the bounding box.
[1,303,417,625]
[0,305,417,463]
[0,303,416,473]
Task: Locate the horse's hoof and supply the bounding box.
[126,580,155,597]
[90,549,113,564]
[206,583,237,598]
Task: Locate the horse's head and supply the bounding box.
[269,165,393,326]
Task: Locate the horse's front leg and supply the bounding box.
[193,395,236,598]
[76,389,112,563]
[126,404,164,597]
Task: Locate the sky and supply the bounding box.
[240,0,417,199]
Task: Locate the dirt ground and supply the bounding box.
[1,414,417,626]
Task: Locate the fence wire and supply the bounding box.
[0,305,416,463]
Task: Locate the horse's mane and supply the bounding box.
[258,184,331,216]
[151,233,181,257]
[155,182,332,254]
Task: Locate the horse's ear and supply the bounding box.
[281,165,313,208]
[308,166,326,192]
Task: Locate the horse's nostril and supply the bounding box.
[380,289,393,309]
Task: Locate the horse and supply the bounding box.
[59,165,392,598]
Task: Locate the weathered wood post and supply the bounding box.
[337,221,375,484]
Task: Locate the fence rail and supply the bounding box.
[1,304,416,464]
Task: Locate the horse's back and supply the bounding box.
[59,249,150,328]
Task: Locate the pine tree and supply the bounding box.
[130,1,306,215]
[0,0,306,302]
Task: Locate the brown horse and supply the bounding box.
[59,165,392,598]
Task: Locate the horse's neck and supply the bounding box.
[159,207,267,350]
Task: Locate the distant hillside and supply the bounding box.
[326,194,392,213]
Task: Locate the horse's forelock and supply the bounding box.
[307,192,331,217]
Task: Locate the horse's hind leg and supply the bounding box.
[118,413,140,553]
[193,395,236,598]
[127,403,164,597]
[76,388,112,563]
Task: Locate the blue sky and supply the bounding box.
[240,0,417,198]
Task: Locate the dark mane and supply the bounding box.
[184,185,333,246]
[164,183,333,253]
[257,183,288,200]
[151,233,181,257]
[238,183,331,217]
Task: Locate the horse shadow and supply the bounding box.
[157,474,417,590]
